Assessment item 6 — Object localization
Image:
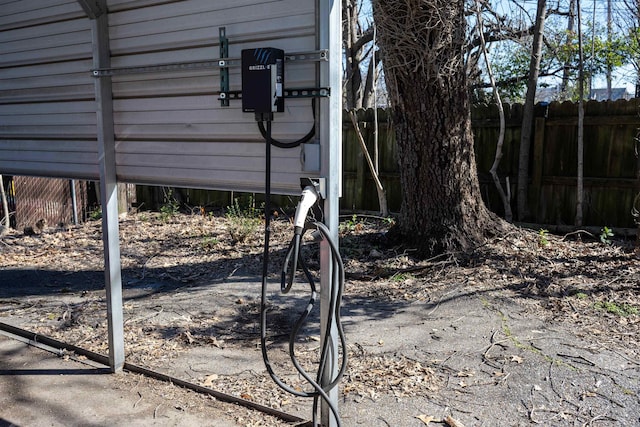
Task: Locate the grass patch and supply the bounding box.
[594,301,638,317]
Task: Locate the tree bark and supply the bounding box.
[372,0,506,255]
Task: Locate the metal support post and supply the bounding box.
[90,1,125,373]
[319,0,342,425]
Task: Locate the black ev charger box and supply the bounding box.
[241,48,285,114]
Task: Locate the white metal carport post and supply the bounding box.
[80,0,125,373]
[320,0,342,425]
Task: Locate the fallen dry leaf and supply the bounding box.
[202,374,219,387]
[510,355,523,364]
[416,414,436,425]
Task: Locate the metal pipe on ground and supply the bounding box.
[0,322,311,426]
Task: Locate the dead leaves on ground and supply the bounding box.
[416,414,466,427]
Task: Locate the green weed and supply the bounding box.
[201,236,219,250]
[390,272,413,282]
[574,292,588,300]
[537,229,549,247]
[160,189,180,221]
[594,301,638,317]
[340,214,363,234]
[89,208,102,221]
[226,196,262,243]
[599,226,614,245]
[383,216,396,227]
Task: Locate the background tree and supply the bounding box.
[343,0,389,215]
[517,0,547,222]
[474,0,512,222]
[618,0,640,95]
[343,0,379,110]
[472,1,631,102]
[371,0,507,255]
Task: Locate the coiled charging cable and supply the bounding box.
[259,118,346,426]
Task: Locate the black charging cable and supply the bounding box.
[258,114,346,426]
[257,99,316,149]
[281,220,347,426]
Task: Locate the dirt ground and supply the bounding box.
[1,211,639,426]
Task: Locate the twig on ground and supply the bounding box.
[133,391,143,408]
[562,230,596,241]
[444,414,466,427]
[482,330,509,369]
[556,353,595,366]
[548,362,579,410]
[582,413,617,426]
[124,307,164,325]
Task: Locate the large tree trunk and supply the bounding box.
[372,0,506,255]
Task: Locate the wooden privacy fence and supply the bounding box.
[135,100,639,229]
[345,99,640,229]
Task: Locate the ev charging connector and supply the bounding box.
[293,178,324,235]
[241,48,285,115]
[293,187,319,235]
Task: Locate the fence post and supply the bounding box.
[529,114,546,222]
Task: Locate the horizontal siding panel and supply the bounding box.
[1,149,97,165]
[0,113,95,126]
[116,165,303,194]
[0,42,91,68]
[113,96,313,118]
[0,139,98,153]
[1,14,91,67]
[0,125,96,139]
[107,0,183,13]
[112,109,313,126]
[113,122,315,141]
[0,85,95,103]
[0,160,99,180]
[115,140,301,157]
[1,30,91,60]
[0,1,83,31]
[0,138,98,177]
[0,60,93,79]
[0,101,96,115]
[109,14,315,55]
[109,0,299,28]
[0,72,92,92]
[117,151,301,172]
[1,18,88,45]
